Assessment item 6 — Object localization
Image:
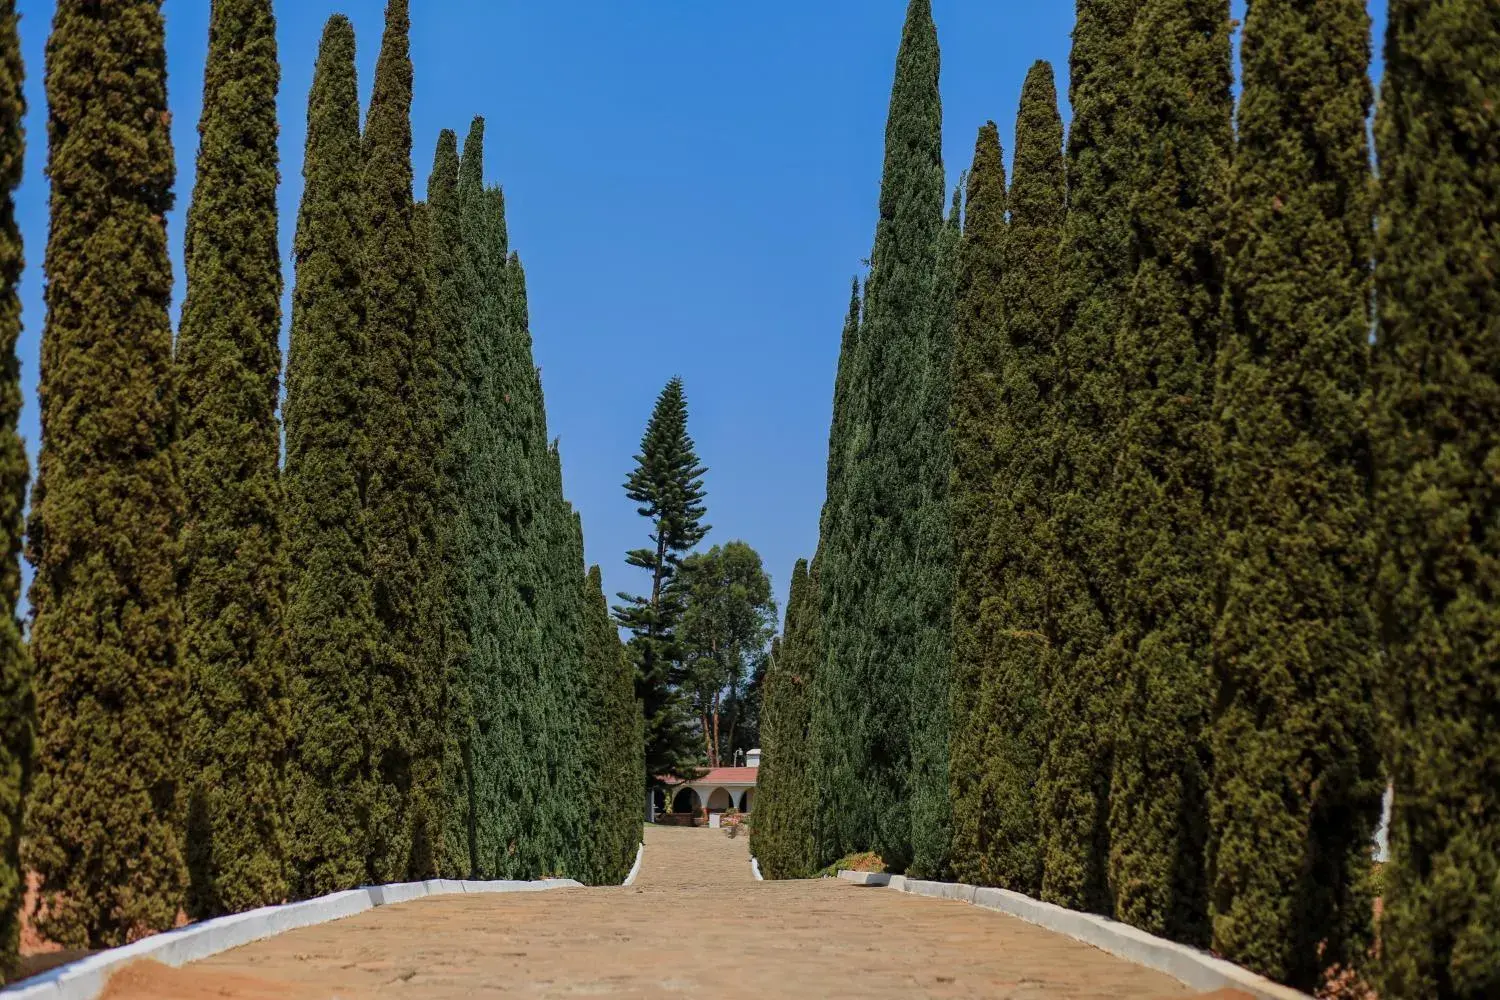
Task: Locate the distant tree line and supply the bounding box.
[753,2,1498,999]
[0,0,644,973]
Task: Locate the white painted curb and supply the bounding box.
[750,857,764,881]
[4,877,582,1000]
[837,870,1312,1000]
[622,843,645,887]
[835,870,889,886]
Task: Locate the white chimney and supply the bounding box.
[746,748,761,769]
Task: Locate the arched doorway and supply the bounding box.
[739,788,753,813]
[706,787,733,812]
[671,787,700,814]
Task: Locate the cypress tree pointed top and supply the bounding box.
[877,0,942,227]
[460,116,485,192]
[965,122,1007,239]
[432,128,458,180]
[1011,61,1066,229]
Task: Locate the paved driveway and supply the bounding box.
[101,824,1197,999]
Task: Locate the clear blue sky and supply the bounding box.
[11,1,1387,619]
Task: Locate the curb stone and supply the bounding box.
[835,870,890,887]
[623,843,645,887]
[837,870,1312,1000]
[4,878,585,1000]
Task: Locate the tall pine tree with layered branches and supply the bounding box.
[615,377,709,796]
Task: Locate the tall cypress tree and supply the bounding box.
[754,559,820,879]
[421,128,470,877]
[615,377,710,799]
[908,187,959,879]
[284,15,375,898]
[1372,3,1500,997]
[962,62,1066,895]
[177,0,288,918]
[359,0,432,883]
[26,0,185,947]
[456,121,507,876]
[810,281,862,865]
[583,564,641,884]
[1038,0,1139,917]
[1209,0,1381,986]
[1107,0,1232,946]
[948,121,1007,888]
[820,0,945,873]
[0,2,26,976]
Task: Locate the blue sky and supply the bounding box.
[11,1,1387,619]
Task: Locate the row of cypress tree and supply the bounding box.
[0,0,643,968]
[756,2,1498,998]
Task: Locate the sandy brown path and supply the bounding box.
[101,825,1208,999]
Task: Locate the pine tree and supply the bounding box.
[948,121,1008,888]
[583,564,642,884]
[1107,0,1232,946]
[809,280,862,865]
[177,0,288,917]
[284,14,375,898]
[908,187,959,879]
[1038,0,1139,917]
[1208,0,1381,986]
[421,128,471,877]
[820,0,945,873]
[754,559,820,879]
[26,0,185,947]
[0,1,26,976]
[359,0,433,883]
[615,377,710,798]
[1371,3,1500,997]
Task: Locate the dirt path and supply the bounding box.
[100,825,1211,999]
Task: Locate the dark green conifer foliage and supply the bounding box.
[421,129,471,877]
[967,63,1065,895]
[754,560,820,879]
[1039,0,1138,917]
[455,121,507,876]
[1371,3,1500,996]
[908,188,960,879]
[1209,0,1381,986]
[284,15,375,898]
[359,0,436,883]
[484,232,556,880]
[1107,0,1232,946]
[177,0,289,917]
[26,0,185,947]
[615,377,709,794]
[948,122,1008,888]
[583,565,643,884]
[809,281,862,864]
[819,0,945,872]
[0,2,26,976]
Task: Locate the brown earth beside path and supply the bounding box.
[96,825,1241,998]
